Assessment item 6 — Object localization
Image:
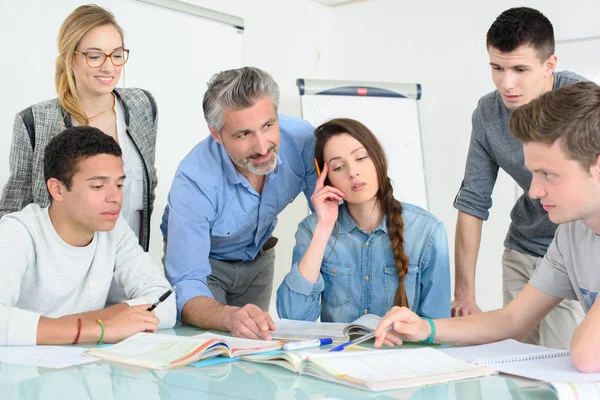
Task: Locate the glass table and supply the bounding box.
[0,326,558,400]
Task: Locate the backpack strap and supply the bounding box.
[140,89,157,122]
[19,107,36,151]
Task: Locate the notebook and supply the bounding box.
[241,347,496,391]
[86,332,284,370]
[272,314,382,342]
[441,339,600,383]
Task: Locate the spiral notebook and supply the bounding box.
[441,339,600,383]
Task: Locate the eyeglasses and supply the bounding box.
[73,49,130,68]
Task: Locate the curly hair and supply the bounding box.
[44,126,122,195]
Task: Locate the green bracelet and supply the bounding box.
[418,316,436,344]
[96,319,105,345]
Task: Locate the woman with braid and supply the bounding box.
[277,119,450,322]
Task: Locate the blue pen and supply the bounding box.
[283,338,333,351]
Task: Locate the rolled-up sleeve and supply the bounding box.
[276,220,324,321]
[164,172,216,321]
[453,107,499,221]
[416,221,451,319]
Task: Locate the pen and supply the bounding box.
[283,338,333,351]
[147,287,175,312]
[329,326,392,352]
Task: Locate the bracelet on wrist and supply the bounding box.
[72,317,82,345]
[96,319,105,345]
[417,316,436,344]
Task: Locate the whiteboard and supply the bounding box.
[0,0,242,263]
[298,82,428,210]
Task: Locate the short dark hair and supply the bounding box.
[510,82,600,170]
[44,126,122,193]
[486,7,555,60]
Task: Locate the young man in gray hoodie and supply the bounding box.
[452,7,586,348]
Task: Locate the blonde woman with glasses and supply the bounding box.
[0,4,159,303]
[1,4,158,250]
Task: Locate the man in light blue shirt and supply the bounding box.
[161,67,316,339]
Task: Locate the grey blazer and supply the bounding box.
[0,88,158,251]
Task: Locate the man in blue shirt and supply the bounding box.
[161,67,317,339]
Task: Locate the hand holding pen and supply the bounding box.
[147,287,175,312]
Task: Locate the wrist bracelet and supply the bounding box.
[418,316,436,344]
[73,317,82,345]
[96,319,105,345]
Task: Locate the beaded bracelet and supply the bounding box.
[418,316,436,344]
[96,319,105,345]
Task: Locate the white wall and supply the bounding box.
[324,0,600,311]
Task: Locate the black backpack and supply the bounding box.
[19,89,157,151]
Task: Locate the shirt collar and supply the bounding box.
[337,203,389,235]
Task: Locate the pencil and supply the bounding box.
[314,158,322,177]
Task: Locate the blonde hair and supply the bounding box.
[55,5,124,125]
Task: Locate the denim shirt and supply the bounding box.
[277,203,450,322]
[161,115,317,319]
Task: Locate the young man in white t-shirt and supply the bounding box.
[373,82,600,373]
[0,126,175,346]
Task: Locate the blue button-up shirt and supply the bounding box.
[162,115,317,318]
[277,202,450,322]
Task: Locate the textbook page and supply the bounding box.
[303,347,496,391]
[343,314,382,336]
[272,314,383,342]
[192,332,284,353]
[271,320,348,341]
[87,332,284,370]
[0,346,98,369]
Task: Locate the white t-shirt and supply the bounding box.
[530,219,600,312]
[0,204,175,346]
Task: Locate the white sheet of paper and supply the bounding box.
[0,346,98,369]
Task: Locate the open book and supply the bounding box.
[86,332,284,370]
[241,347,496,391]
[272,314,381,342]
[441,339,600,383]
